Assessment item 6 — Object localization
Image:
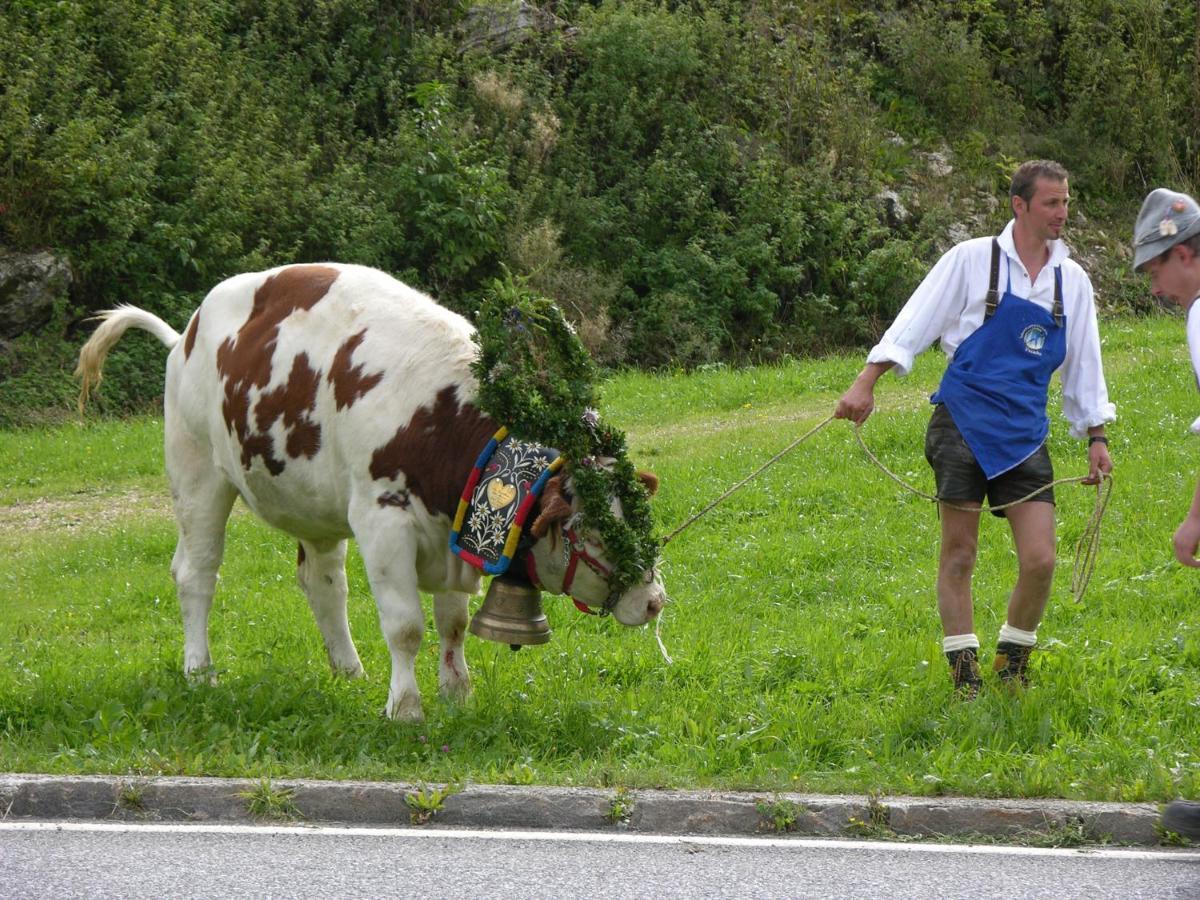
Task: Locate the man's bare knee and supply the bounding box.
[940,533,979,579]
[1019,548,1056,583]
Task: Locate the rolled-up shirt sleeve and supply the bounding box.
[1059,272,1117,438]
[866,244,970,376]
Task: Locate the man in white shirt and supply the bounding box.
[1132,187,1200,841]
[835,160,1115,697]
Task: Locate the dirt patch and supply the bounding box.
[0,488,174,536]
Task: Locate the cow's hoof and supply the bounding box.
[331,663,366,680]
[184,665,218,687]
[385,694,424,722]
[439,679,472,702]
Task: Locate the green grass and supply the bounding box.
[3,314,1200,803]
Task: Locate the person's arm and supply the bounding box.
[834,244,974,424]
[1059,271,1116,481]
[1186,302,1200,434]
[1174,477,1200,567]
[1084,426,1112,485]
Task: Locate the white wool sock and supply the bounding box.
[998,623,1037,647]
[942,633,980,654]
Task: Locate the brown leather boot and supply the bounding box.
[993,641,1034,687]
[946,647,982,699]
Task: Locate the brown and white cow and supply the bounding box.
[76,264,666,720]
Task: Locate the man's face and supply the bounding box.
[1014,177,1070,242]
[1142,246,1199,309]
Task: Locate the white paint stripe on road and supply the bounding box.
[2,820,1198,862]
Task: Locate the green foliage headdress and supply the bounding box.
[472,275,659,597]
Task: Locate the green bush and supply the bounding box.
[2,0,1198,424]
[1055,0,1197,191]
[876,3,1020,141]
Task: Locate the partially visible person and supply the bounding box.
[1133,189,1200,567]
[1131,187,1200,841]
[835,160,1115,697]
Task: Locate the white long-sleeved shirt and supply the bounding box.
[867,219,1116,438]
[1185,299,1200,433]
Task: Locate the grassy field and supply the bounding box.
[3,314,1200,803]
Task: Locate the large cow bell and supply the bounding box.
[469,575,551,650]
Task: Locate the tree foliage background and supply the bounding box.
[2,0,1198,421]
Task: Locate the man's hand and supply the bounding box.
[835,381,876,425]
[1174,515,1200,568]
[1083,439,1112,485]
[835,362,894,425]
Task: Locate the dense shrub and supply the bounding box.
[1,0,1197,422]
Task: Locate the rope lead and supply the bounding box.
[659,414,835,546]
[661,415,1112,603]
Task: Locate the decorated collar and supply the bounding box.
[449,427,563,575]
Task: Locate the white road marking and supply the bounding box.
[1,820,1197,861]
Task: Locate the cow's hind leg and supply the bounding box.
[433,591,471,700]
[297,539,364,677]
[166,430,237,683]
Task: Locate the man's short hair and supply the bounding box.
[1010,160,1069,203]
[1155,233,1200,266]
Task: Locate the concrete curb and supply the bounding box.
[0,773,1167,846]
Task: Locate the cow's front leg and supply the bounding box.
[355,519,425,721]
[433,591,471,700]
[377,584,425,721]
[297,539,364,677]
[372,584,426,721]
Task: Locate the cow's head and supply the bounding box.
[526,466,666,626]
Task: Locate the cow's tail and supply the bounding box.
[75,305,182,413]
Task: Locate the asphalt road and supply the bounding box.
[3,822,1200,899]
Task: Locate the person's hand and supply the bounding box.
[1082,440,1112,485]
[834,380,875,425]
[1173,515,1200,568]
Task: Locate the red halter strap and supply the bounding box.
[523,527,617,616]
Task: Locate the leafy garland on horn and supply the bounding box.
[471,274,659,598]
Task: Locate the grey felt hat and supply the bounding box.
[1133,188,1200,270]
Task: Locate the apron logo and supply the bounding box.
[1021,324,1047,356]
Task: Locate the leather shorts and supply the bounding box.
[923,403,1054,518]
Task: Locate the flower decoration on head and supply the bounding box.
[1160,217,1179,237]
[582,407,600,438]
[472,273,660,597]
[504,307,529,335]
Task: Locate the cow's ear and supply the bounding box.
[531,476,572,538]
[637,471,659,497]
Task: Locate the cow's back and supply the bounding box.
[166,264,490,542]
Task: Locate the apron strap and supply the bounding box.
[984,238,1001,320]
[984,239,1065,328]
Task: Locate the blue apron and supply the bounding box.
[930,240,1066,479]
